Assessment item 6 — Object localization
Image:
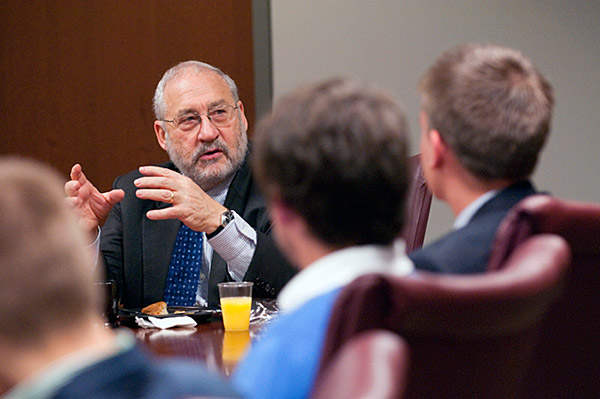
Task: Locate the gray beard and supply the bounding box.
[165,129,248,191]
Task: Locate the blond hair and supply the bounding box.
[0,157,100,345]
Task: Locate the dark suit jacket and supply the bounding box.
[101,155,296,308]
[52,345,240,399]
[409,181,536,274]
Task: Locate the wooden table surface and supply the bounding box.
[116,300,277,377]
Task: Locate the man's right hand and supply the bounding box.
[64,164,125,234]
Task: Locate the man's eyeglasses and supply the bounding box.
[162,105,239,131]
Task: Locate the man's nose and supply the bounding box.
[197,115,220,142]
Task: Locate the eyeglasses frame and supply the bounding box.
[161,104,240,131]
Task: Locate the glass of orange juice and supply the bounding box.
[218,282,253,331]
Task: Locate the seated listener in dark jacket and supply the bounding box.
[409,44,554,274]
[0,157,240,399]
[65,61,296,308]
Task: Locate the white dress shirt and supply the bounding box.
[453,190,499,230]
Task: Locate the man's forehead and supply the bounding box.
[164,70,233,110]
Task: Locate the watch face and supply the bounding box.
[221,210,234,227]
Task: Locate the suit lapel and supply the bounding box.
[222,155,252,214]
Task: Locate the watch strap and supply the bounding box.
[206,210,234,239]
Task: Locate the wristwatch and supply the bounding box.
[206,209,235,239]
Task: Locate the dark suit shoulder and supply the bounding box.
[409,181,537,274]
[52,345,239,399]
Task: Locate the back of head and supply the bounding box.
[419,44,554,180]
[0,157,99,346]
[252,77,410,247]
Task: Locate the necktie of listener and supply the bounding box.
[164,224,202,306]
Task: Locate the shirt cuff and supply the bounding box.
[88,226,101,268]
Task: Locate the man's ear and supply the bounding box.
[237,100,249,133]
[154,121,168,151]
[269,195,297,227]
[429,129,448,169]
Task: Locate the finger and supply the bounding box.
[65,196,80,208]
[134,175,174,190]
[145,207,179,221]
[135,188,175,203]
[64,180,81,197]
[138,165,176,177]
[70,164,91,186]
[105,189,125,205]
[69,164,82,180]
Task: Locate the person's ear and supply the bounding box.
[429,129,448,169]
[236,101,249,132]
[269,195,296,227]
[154,121,168,151]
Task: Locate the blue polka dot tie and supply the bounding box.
[164,225,203,306]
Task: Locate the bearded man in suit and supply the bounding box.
[65,61,295,308]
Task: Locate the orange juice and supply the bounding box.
[220,296,252,331]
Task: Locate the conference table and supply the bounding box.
[115,300,278,377]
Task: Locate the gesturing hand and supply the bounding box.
[134,165,226,234]
[64,164,125,234]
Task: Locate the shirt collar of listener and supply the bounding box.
[3,331,135,399]
[278,238,414,313]
[453,189,499,230]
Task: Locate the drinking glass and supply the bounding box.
[218,282,253,331]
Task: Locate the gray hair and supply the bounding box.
[152,61,240,120]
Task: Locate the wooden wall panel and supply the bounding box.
[0,1,255,191]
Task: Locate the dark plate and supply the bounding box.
[118,306,221,326]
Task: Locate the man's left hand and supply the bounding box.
[134,165,226,234]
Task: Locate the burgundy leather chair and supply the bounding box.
[489,195,600,399]
[401,154,432,253]
[318,235,570,399]
[311,330,409,399]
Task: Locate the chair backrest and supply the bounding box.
[489,195,600,399]
[401,154,432,253]
[311,330,410,399]
[318,235,570,399]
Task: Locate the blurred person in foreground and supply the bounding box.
[232,78,414,399]
[64,61,295,309]
[0,156,240,399]
[409,44,554,273]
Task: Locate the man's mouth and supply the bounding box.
[193,145,227,165]
[200,148,223,160]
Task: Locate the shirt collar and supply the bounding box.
[278,238,414,313]
[453,189,499,229]
[206,175,234,205]
[3,331,135,399]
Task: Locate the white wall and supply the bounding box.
[270,0,600,243]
